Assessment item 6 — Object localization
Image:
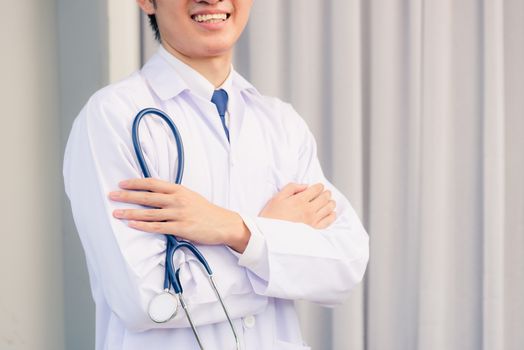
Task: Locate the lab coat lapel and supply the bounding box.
[228,88,246,151]
[229,70,260,150]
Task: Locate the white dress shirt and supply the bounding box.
[63,46,369,350]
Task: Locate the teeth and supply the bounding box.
[193,13,228,23]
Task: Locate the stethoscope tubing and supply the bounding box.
[131,108,239,349]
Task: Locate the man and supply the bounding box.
[63,0,369,349]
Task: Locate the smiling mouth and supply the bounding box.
[191,13,231,23]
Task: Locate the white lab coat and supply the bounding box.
[63,47,369,350]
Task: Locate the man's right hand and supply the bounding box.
[259,183,337,229]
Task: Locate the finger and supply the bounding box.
[296,183,324,202]
[118,178,180,194]
[277,183,308,198]
[315,200,336,219]
[108,190,171,208]
[314,211,337,229]
[128,220,181,234]
[309,190,332,212]
[113,208,173,222]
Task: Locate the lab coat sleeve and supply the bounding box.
[237,103,369,306]
[63,91,257,332]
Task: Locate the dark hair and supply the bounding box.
[148,14,161,42]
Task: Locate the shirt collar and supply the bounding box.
[141,46,260,102]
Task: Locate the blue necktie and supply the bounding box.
[211,89,230,142]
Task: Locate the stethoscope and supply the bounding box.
[132,108,240,350]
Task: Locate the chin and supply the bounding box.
[194,41,234,58]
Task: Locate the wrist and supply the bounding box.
[224,211,251,253]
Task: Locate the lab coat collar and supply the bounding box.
[141,47,260,101]
[141,52,188,101]
[158,45,232,101]
[232,70,260,97]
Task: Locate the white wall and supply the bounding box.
[0,1,64,349]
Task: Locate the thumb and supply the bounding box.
[278,183,308,198]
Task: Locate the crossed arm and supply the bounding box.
[64,99,368,332]
[109,178,337,253]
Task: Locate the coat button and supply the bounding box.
[243,315,255,328]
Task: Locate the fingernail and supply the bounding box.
[113,209,124,217]
[119,180,129,186]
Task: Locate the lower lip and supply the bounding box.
[192,18,229,31]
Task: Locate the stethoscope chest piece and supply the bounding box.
[148,290,178,323]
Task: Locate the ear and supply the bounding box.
[136,0,156,15]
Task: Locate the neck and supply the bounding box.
[162,43,232,88]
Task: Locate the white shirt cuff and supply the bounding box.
[229,214,269,280]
